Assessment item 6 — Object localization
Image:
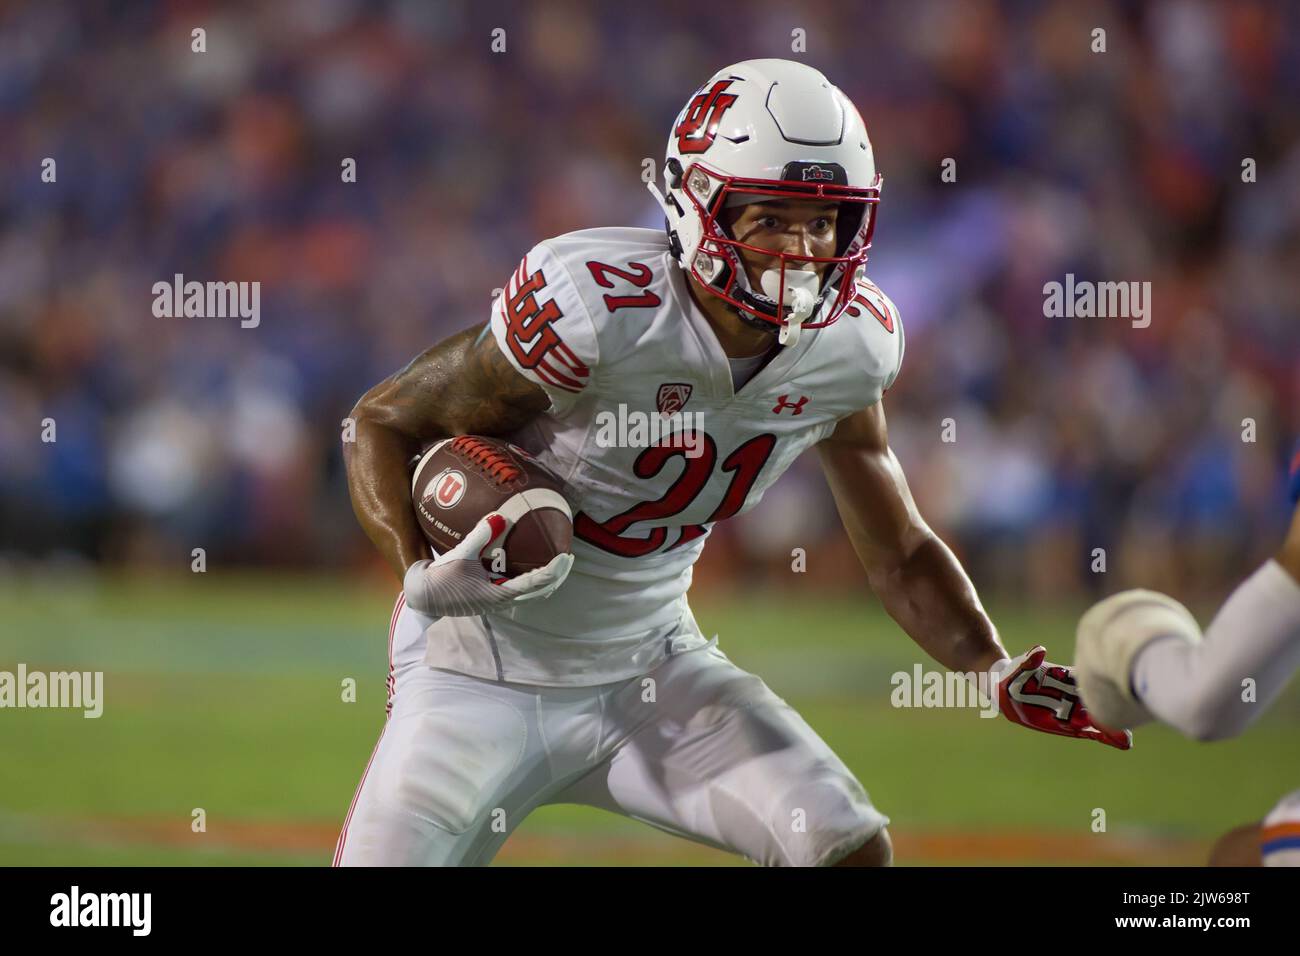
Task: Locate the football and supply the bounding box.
[410,435,573,576]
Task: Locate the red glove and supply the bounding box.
[992,645,1133,750]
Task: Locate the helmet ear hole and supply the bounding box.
[666,158,684,189]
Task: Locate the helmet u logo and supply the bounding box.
[675,80,739,154]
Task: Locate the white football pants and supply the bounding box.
[333,595,888,867]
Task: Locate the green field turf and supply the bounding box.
[0,572,1296,866]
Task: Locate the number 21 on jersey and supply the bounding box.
[574,431,776,557]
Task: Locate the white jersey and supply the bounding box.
[423,226,904,686]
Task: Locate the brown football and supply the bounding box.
[410,435,573,577]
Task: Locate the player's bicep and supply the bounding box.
[817,403,929,570]
[356,322,549,443]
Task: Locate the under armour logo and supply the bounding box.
[772,394,810,415]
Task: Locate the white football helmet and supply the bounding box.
[648,58,882,346]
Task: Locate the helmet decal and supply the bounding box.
[675,80,740,155]
[783,161,846,184]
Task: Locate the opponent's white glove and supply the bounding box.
[402,512,574,618]
[1074,589,1203,731]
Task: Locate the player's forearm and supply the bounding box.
[867,532,1007,674]
[345,415,435,581]
[815,422,1006,673]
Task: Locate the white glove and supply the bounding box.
[1074,589,1202,730]
[402,512,574,618]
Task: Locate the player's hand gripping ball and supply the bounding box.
[403,436,575,617]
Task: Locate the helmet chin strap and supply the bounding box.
[761,268,820,346]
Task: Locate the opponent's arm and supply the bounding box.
[345,323,550,581]
[1075,453,1300,741]
[817,401,1006,673]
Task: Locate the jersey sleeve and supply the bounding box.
[489,241,600,417]
[854,278,905,393]
[884,299,904,392]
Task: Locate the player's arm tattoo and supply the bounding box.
[368,323,550,442]
[818,402,1008,673]
[344,322,550,580]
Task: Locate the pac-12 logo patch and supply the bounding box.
[657,383,693,417]
[427,469,467,509]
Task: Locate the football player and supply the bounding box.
[1074,446,1300,865]
[335,59,1129,868]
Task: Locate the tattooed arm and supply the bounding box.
[345,323,550,581]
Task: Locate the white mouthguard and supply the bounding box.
[761,268,820,346]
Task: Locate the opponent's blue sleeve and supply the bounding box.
[1290,441,1300,505]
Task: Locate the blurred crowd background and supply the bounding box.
[1,0,1297,602]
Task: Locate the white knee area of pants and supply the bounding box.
[766,773,887,867]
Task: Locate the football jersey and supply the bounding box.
[1262,788,1300,866]
[423,226,904,686]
